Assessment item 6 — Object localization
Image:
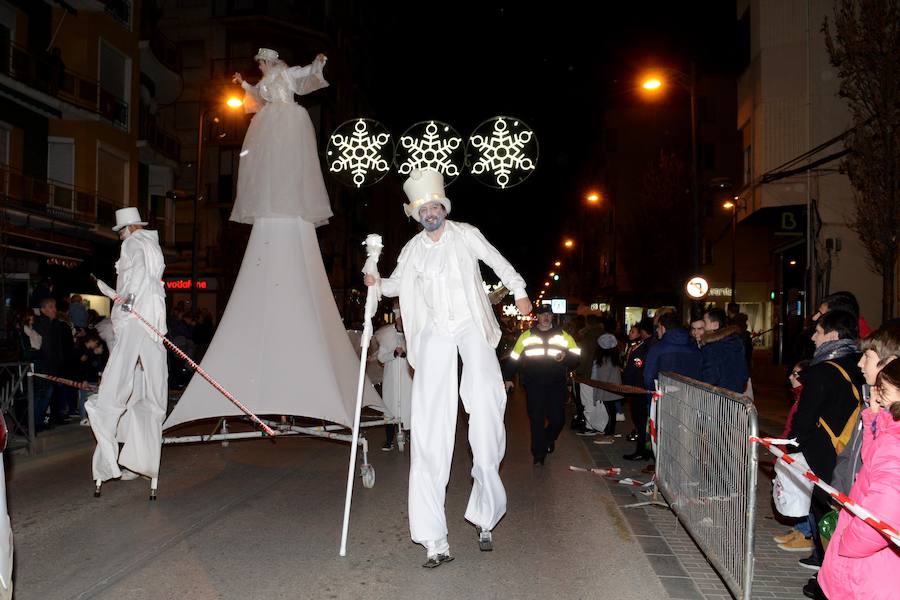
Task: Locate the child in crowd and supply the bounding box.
[77,333,108,426]
[774,360,814,553]
[591,333,623,436]
[817,358,900,600]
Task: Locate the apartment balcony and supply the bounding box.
[138,106,181,165]
[0,164,122,230]
[1,42,129,129]
[139,24,182,104]
[67,0,133,28]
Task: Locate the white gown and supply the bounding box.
[231,56,333,226]
[375,324,412,430]
[163,58,382,433]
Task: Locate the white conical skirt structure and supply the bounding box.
[163,217,382,431]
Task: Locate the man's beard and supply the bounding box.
[422,214,445,232]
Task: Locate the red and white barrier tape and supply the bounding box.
[751,436,900,548]
[28,372,97,392]
[122,300,276,437]
[568,465,622,476]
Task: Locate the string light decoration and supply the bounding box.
[466,116,538,189]
[326,118,394,188]
[395,120,463,184]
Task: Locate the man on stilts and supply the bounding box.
[364,169,532,568]
[87,207,168,496]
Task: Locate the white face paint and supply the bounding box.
[119,226,132,240]
[419,202,446,232]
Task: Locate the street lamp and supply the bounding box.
[563,239,574,249]
[192,94,243,315]
[586,191,601,204]
[723,197,737,303]
[639,64,700,273]
[553,260,561,267]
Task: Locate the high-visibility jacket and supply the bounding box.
[503,326,581,387]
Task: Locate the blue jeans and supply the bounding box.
[795,515,813,538]
[78,389,91,419]
[33,379,52,430]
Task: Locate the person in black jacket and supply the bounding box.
[503,305,581,465]
[622,317,654,458]
[32,297,74,427]
[700,308,749,394]
[789,309,863,570]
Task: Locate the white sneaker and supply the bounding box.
[79,418,90,426]
[616,413,626,422]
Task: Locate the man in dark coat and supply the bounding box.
[622,317,654,460]
[625,312,701,461]
[789,309,863,569]
[32,297,74,426]
[643,312,702,390]
[700,308,749,394]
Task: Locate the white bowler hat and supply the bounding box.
[254,48,279,61]
[402,169,451,222]
[112,207,147,232]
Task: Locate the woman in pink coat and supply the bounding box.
[818,359,900,599]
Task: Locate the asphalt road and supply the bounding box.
[8,389,668,600]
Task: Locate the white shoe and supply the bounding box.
[119,469,142,481]
[616,413,626,422]
[79,418,90,426]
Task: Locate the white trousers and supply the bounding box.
[86,321,168,481]
[408,318,507,553]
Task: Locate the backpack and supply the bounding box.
[817,361,862,455]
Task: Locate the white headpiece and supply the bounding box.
[112,207,148,232]
[402,169,451,222]
[254,48,279,62]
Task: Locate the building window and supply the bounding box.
[48,137,75,212]
[97,144,129,207]
[99,40,131,129]
[0,123,9,166]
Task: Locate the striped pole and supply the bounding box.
[751,436,900,548]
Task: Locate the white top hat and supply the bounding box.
[254,48,279,61]
[112,207,148,232]
[402,169,451,222]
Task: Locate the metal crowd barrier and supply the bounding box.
[0,362,35,455]
[656,372,759,600]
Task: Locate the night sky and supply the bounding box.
[354,1,740,290]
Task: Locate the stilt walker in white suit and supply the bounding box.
[87,207,168,493]
[364,170,532,568]
[375,306,412,451]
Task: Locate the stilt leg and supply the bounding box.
[149,477,158,501]
[221,419,229,447]
[94,479,102,498]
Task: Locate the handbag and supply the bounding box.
[773,452,815,517]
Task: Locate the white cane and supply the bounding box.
[339,234,383,557]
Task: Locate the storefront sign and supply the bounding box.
[164,278,216,290]
[686,276,710,299]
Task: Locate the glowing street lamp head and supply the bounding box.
[586,192,600,204]
[642,77,663,91]
[554,261,561,267]
[544,282,550,287]
[722,200,735,210]
[563,239,574,249]
[226,97,243,109]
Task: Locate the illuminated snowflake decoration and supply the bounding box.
[395,120,463,184]
[467,116,538,189]
[326,118,394,188]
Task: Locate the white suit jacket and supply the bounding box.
[380,221,526,369]
[113,230,167,340]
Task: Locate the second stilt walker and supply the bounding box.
[364,169,532,568]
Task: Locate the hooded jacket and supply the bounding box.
[700,325,749,393]
[643,328,702,390]
[819,409,900,600]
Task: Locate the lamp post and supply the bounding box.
[191,94,243,315]
[641,63,700,273]
[723,199,737,303]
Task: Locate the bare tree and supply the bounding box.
[824,0,900,322]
